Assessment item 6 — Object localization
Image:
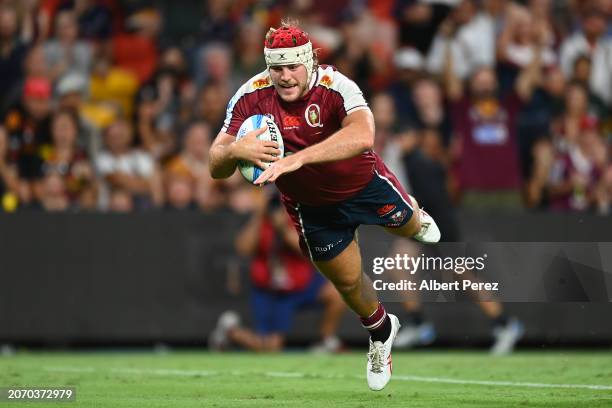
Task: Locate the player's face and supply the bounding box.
[269,64,309,102]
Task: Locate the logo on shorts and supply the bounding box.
[305,104,323,128]
[313,239,343,253]
[377,204,396,217]
[386,209,408,227]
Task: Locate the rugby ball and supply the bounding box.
[236,114,284,183]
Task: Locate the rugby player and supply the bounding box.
[209,21,440,391]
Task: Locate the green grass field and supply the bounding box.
[1,351,612,407]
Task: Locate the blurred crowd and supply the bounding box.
[0,0,610,214]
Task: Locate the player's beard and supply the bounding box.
[275,80,308,102]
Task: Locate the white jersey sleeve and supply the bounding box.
[328,69,369,115]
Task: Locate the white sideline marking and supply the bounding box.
[44,366,612,391]
[392,375,612,391]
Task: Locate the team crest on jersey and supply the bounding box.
[252,77,271,89]
[305,104,323,128]
[319,75,333,88]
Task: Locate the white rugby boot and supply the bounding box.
[411,201,441,244]
[367,314,400,391]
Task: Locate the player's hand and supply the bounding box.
[230,126,281,169]
[254,154,303,185]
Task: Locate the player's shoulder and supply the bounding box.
[242,70,275,93]
[228,70,275,108]
[314,65,363,98]
[314,65,354,89]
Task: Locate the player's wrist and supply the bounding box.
[292,150,308,166]
[227,140,240,161]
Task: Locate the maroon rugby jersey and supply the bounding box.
[222,65,385,205]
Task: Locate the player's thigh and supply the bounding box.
[383,211,420,238]
[383,196,421,238]
[313,239,363,289]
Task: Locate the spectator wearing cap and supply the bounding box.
[0,5,29,117]
[560,7,612,106]
[95,118,163,210]
[3,77,53,204]
[43,10,93,81]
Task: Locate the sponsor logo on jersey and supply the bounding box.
[252,77,271,89]
[319,75,333,88]
[283,115,301,129]
[305,104,323,128]
[377,204,396,217]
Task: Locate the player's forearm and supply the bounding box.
[209,143,238,179]
[295,117,374,166]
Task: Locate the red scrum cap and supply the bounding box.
[264,24,315,81]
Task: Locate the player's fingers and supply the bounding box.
[254,172,270,185]
[254,160,269,170]
[262,141,279,148]
[263,147,281,156]
[249,125,268,138]
[257,151,279,161]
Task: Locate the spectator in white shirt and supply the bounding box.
[43,10,93,81]
[96,118,163,210]
[427,0,496,79]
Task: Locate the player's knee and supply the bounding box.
[330,274,362,297]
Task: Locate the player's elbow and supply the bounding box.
[360,135,374,151]
[358,123,375,151]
